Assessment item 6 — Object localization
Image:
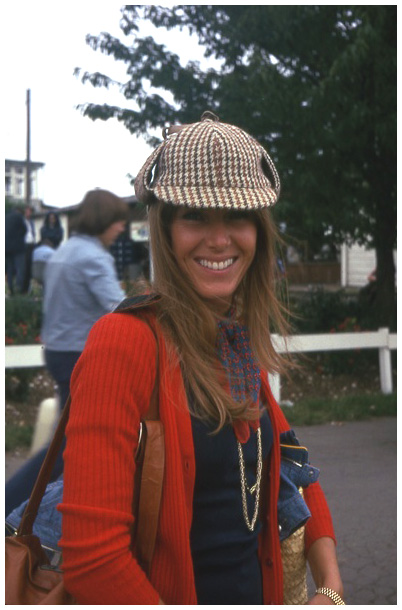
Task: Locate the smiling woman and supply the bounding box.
[58,112,344,605]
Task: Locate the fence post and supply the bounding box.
[29,397,59,456]
[268,372,281,404]
[378,328,393,395]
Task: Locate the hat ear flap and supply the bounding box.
[261,149,281,202]
[134,142,165,204]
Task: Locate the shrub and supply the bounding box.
[5,295,42,345]
[6,369,38,401]
[288,288,379,374]
[289,287,360,334]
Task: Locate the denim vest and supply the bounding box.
[278,430,320,541]
[6,430,319,552]
[6,477,63,556]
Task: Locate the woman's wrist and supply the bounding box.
[317,575,344,599]
[315,587,345,605]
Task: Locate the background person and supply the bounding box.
[40,211,64,248]
[59,114,344,605]
[5,189,128,517]
[5,206,27,295]
[21,205,36,293]
[31,239,55,285]
[110,229,149,282]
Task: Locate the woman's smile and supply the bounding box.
[197,257,235,270]
[171,207,257,314]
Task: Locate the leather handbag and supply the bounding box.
[5,371,164,604]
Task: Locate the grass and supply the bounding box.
[5,393,397,453]
[5,424,34,452]
[281,392,397,426]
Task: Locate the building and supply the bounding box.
[340,243,397,288]
[5,158,45,211]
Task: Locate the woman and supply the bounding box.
[5,189,128,517]
[59,114,344,605]
[40,211,64,248]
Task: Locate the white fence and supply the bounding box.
[268,327,396,403]
[5,328,397,405]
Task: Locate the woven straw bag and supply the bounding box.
[281,483,308,605]
[281,523,308,604]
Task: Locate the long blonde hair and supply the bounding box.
[148,202,290,430]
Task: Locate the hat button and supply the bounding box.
[201,110,220,122]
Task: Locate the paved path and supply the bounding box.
[294,417,397,605]
[6,417,397,605]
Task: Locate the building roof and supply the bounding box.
[5,158,45,170]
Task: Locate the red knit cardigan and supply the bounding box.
[59,311,335,605]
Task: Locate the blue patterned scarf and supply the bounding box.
[216,316,261,442]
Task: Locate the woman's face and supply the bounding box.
[170,207,257,314]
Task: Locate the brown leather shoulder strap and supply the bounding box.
[134,419,164,574]
[18,397,71,536]
[133,319,165,573]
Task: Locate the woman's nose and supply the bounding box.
[205,221,231,249]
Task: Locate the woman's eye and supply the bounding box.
[226,210,253,221]
[181,211,204,222]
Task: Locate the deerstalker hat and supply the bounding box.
[134,111,280,209]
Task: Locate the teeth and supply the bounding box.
[199,258,234,270]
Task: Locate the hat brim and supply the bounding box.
[153,184,278,209]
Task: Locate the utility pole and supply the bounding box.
[25,88,31,207]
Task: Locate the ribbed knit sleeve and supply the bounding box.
[303,481,336,553]
[58,312,161,604]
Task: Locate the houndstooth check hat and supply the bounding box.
[134,112,280,209]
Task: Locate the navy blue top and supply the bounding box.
[190,409,273,605]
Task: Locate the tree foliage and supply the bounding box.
[75,5,396,328]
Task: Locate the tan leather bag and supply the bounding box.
[5,373,164,604]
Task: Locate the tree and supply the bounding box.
[75,5,396,329]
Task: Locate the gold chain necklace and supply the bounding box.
[237,426,262,532]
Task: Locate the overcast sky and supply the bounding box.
[3,2,214,208]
